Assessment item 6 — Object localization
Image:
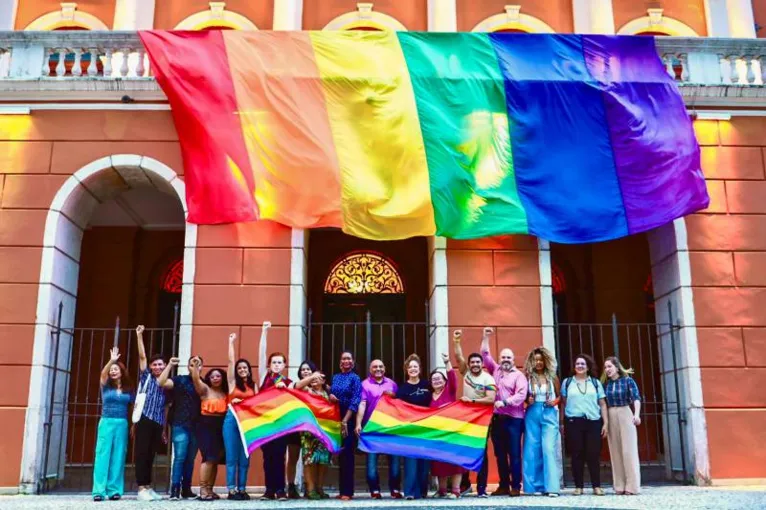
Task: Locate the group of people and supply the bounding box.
[91,324,643,501]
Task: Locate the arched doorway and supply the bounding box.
[22,156,196,494]
[307,231,429,379]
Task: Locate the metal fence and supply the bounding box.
[39,303,179,494]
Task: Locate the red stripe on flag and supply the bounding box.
[139,30,258,224]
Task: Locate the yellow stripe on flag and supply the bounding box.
[309,31,436,240]
[239,399,307,430]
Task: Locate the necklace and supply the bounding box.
[575,378,588,395]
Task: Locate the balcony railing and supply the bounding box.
[0,31,765,102]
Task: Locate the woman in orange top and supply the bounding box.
[224,332,258,500]
[189,356,228,501]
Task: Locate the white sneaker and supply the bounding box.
[149,488,163,501]
[137,489,154,502]
[548,493,560,498]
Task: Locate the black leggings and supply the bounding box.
[134,417,163,486]
[565,417,602,489]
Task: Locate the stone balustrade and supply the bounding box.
[0,31,764,104]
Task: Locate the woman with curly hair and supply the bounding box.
[560,354,608,496]
[187,357,229,500]
[522,347,561,497]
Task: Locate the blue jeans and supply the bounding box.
[366,453,400,494]
[402,457,429,499]
[171,424,198,489]
[491,415,524,491]
[523,403,561,494]
[92,417,128,497]
[223,410,250,491]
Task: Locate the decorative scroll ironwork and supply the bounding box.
[324,252,405,294]
[161,259,183,294]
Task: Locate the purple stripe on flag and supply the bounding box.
[582,35,709,235]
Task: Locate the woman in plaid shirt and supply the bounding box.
[602,356,642,495]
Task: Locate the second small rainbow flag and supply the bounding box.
[359,395,494,470]
[231,388,341,456]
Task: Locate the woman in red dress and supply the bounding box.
[429,353,466,498]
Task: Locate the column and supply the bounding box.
[538,240,556,353]
[273,0,303,30]
[0,0,18,29]
[429,237,449,370]
[427,0,457,32]
[572,0,615,34]
[704,0,756,37]
[113,0,155,29]
[288,228,308,380]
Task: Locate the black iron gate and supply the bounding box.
[39,302,179,494]
[555,301,690,485]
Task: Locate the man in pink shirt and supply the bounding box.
[355,359,402,499]
[481,327,528,497]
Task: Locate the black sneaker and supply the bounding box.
[260,492,276,500]
[92,495,104,502]
[276,490,288,501]
[228,490,240,501]
[239,490,251,500]
[170,485,181,501]
[181,487,197,499]
[287,484,300,499]
[109,494,121,501]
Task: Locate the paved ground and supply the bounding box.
[1,486,765,510]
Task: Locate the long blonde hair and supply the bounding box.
[524,347,557,385]
[601,356,634,383]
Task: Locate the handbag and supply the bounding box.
[131,372,151,424]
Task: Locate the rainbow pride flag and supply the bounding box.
[359,395,493,470]
[231,388,341,456]
[141,31,708,243]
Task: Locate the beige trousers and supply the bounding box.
[607,406,640,494]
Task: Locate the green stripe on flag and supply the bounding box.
[397,32,528,239]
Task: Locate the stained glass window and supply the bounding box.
[324,252,404,294]
[162,259,183,294]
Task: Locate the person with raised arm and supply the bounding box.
[429,353,465,498]
[453,330,496,498]
[257,321,293,501]
[329,351,362,501]
[187,356,228,501]
[91,347,133,502]
[355,359,401,500]
[224,332,257,500]
[157,353,202,500]
[480,327,528,497]
[134,325,168,501]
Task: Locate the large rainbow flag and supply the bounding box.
[359,395,493,470]
[141,31,708,243]
[231,388,341,456]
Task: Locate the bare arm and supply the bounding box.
[99,347,121,386]
[452,330,467,376]
[258,321,271,386]
[136,325,147,372]
[599,398,609,437]
[189,358,208,397]
[475,388,496,405]
[157,357,178,390]
[227,333,237,393]
[355,401,367,435]
[633,400,642,422]
[293,373,317,390]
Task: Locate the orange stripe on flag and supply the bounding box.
[222,31,343,229]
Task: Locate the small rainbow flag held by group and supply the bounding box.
[359,395,494,470]
[231,388,341,456]
[141,31,708,244]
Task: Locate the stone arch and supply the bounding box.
[323,4,407,31]
[472,6,555,33]
[19,155,197,493]
[24,6,109,30]
[174,3,258,30]
[617,16,700,36]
